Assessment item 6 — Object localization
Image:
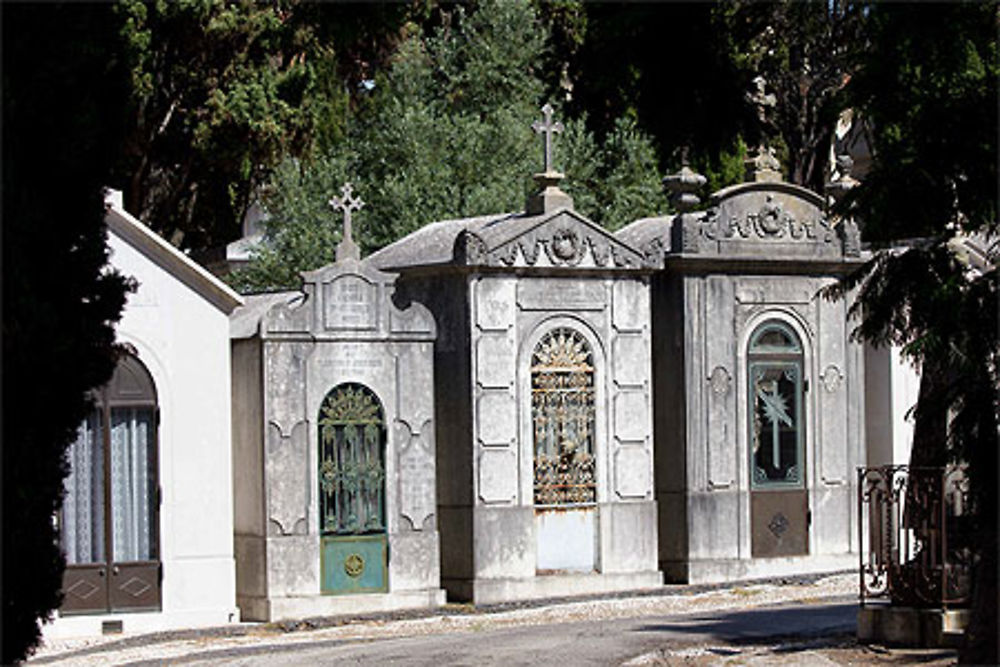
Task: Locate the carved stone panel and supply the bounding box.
[389,302,434,335]
[612,279,648,333]
[818,299,848,485]
[265,341,310,432]
[614,390,648,443]
[476,333,515,389]
[266,296,310,333]
[396,344,434,433]
[517,279,606,311]
[476,278,516,331]
[266,420,309,536]
[478,449,517,504]
[318,342,388,377]
[477,391,516,447]
[735,279,817,305]
[705,276,736,489]
[323,274,377,330]
[613,334,648,387]
[614,446,651,499]
[398,431,435,531]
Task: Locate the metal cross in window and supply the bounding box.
[329,183,364,261]
[532,103,563,174]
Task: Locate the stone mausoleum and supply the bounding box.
[230,187,445,620]
[618,149,866,583]
[227,105,870,617]
[368,106,662,604]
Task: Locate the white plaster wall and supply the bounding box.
[864,344,920,466]
[44,232,239,639]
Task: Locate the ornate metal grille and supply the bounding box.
[318,384,385,535]
[859,465,971,608]
[532,328,596,505]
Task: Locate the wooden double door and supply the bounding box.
[60,354,161,614]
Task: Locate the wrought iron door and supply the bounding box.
[532,327,598,572]
[60,353,161,614]
[748,322,809,557]
[318,383,388,594]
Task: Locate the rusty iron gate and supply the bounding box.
[858,464,972,608]
[532,327,597,573]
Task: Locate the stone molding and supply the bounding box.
[454,212,648,270]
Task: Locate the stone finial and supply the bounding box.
[744,144,782,183]
[664,165,707,213]
[329,183,364,262]
[825,154,859,203]
[527,104,574,215]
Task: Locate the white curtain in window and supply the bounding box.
[62,412,104,564]
[110,408,154,561]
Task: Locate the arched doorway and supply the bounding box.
[318,383,388,594]
[60,352,161,613]
[531,327,598,572]
[747,320,809,557]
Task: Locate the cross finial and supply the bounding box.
[532,103,564,174]
[329,182,364,262]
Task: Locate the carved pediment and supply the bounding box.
[680,182,857,259]
[261,257,435,340]
[453,210,648,270]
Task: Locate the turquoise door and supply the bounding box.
[318,384,388,594]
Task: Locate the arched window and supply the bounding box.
[531,327,596,506]
[318,384,386,535]
[61,352,160,613]
[748,321,805,488]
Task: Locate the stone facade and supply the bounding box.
[618,172,866,584]
[230,252,444,621]
[369,183,662,604]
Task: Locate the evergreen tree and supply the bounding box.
[2,4,132,661]
[233,0,666,293]
[829,4,998,660]
[111,0,420,251]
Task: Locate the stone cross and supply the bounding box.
[329,183,363,261]
[532,103,563,174]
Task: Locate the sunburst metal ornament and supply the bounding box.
[531,328,593,372]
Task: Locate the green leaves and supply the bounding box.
[235,0,670,292]
[113,0,348,249]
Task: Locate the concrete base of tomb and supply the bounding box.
[446,570,664,606]
[42,607,242,640]
[857,604,968,648]
[661,553,857,585]
[240,588,447,622]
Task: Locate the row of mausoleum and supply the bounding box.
[46,107,894,638]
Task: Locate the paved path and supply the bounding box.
[145,600,857,666]
[32,574,872,666]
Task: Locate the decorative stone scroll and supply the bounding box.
[454,221,646,270]
[701,194,834,243]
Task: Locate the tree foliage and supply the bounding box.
[232,0,666,293]
[829,4,998,660]
[2,4,132,661]
[713,1,865,191]
[111,0,415,250]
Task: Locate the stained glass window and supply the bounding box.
[532,328,596,506]
[748,321,805,488]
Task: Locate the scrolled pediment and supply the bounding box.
[679,182,855,259]
[453,211,648,270]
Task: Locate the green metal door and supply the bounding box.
[747,322,809,558]
[318,384,388,594]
